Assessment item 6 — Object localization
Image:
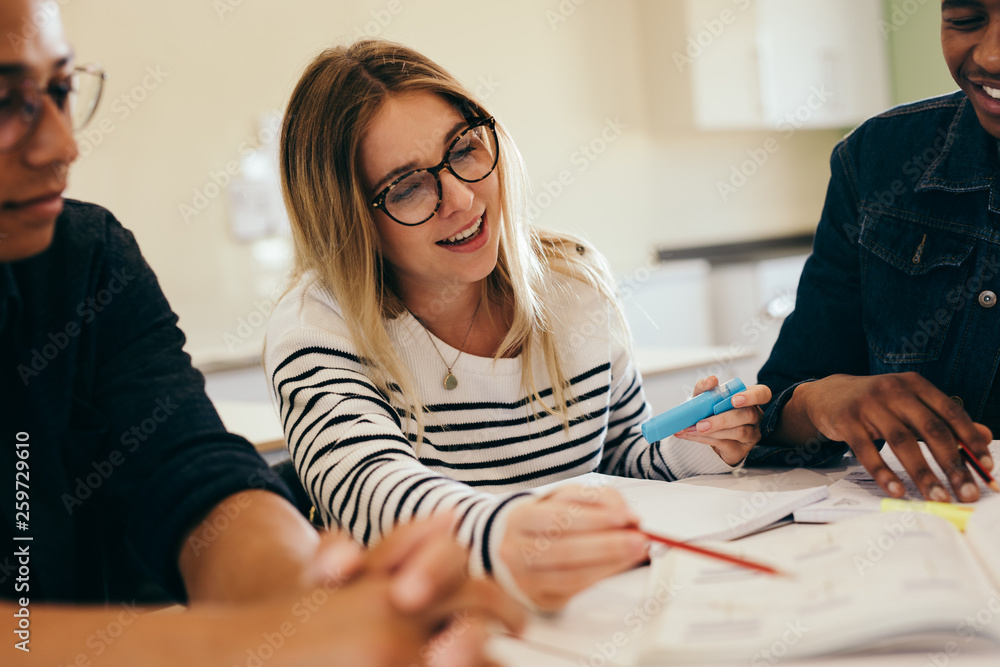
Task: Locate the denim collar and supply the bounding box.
[916,95,1000,212]
[0,262,20,334]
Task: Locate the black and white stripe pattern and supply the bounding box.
[266,275,733,577]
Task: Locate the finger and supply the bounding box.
[513,501,638,534]
[677,433,754,465]
[367,512,456,575]
[420,578,526,636]
[972,423,995,471]
[521,530,648,571]
[390,534,468,613]
[886,395,977,502]
[903,373,989,460]
[692,376,719,398]
[685,406,762,435]
[730,384,772,408]
[306,532,365,586]
[868,411,953,501]
[427,617,492,667]
[842,423,907,498]
[543,485,637,519]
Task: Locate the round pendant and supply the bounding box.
[443,372,458,390]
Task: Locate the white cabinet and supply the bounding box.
[685,0,891,130]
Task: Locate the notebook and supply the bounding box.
[534,472,830,542]
[640,500,1000,663]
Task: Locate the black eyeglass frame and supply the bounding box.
[369,116,499,226]
[0,63,107,154]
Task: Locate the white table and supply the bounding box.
[487,446,1000,667]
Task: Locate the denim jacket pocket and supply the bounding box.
[859,210,975,366]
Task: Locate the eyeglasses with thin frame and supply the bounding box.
[370,116,499,226]
[0,64,107,153]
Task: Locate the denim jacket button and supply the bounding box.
[978,290,997,308]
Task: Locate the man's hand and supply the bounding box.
[786,373,993,502]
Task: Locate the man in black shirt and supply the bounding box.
[0,1,520,664]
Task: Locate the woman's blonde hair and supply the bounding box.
[280,39,625,444]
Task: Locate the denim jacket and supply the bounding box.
[751,91,1000,467]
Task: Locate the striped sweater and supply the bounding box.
[265,272,734,579]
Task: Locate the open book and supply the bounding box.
[534,472,829,542]
[794,442,1000,525]
[641,499,1000,663]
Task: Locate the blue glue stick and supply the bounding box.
[640,378,747,444]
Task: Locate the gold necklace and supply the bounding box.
[418,299,482,390]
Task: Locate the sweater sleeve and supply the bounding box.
[596,302,734,480]
[265,291,531,578]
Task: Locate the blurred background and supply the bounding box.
[61,0,955,446]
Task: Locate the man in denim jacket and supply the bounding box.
[752,0,998,504]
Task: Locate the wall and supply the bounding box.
[60,0,858,364]
[884,0,956,104]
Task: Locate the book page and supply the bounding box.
[533,472,829,542]
[845,441,1000,500]
[642,512,1000,663]
[965,496,1000,589]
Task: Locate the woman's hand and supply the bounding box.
[498,485,648,612]
[674,376,772,465]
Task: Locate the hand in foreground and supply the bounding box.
[295,513,524,667]
[793,373,993,502]
[675,376,772,465]
[499,485,648,612]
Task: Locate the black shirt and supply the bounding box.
[1,201,293,603]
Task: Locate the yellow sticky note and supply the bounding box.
[880,498,975,531]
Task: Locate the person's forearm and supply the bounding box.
[179,489,320,603]
[766,381,825,447]
[5,601,248,667]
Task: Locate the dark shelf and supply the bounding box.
[656,233,814,266]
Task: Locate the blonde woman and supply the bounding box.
[267,39,771,610]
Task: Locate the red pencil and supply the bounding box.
[958,443,1000,493]
[641,531,787,577]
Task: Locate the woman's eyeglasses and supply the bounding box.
[370,117,499,226]
[0,64,106,153]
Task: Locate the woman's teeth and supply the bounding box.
[442,217,482,244]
